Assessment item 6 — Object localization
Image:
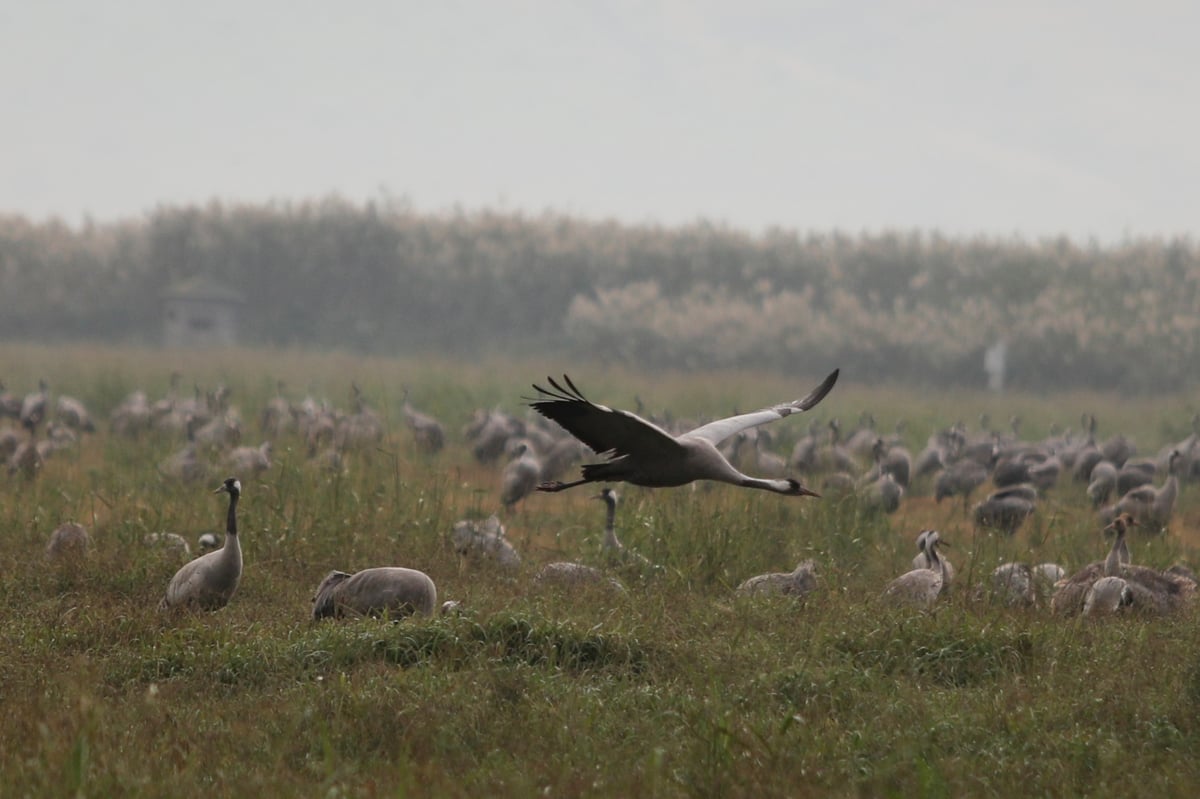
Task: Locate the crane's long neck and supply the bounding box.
[925,539,947,584]
[218,490,243,577]
[602,496,622,551]
[1105,525,1127,576]
[225,491,239,539]
[1158,474,1178,508]
[914,532,929,567]
[736,476,818,497]
[221,491,242,560]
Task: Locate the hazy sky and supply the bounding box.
[2,1,1197,241]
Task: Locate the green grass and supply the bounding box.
[2,343,1200,796]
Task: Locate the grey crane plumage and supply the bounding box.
[539,435,589,483]
[1100,433,1136,468]
[843,411,879,458]
[259,381,294,438]
[19,379,48,432]
[55,395,95,433]
[0,380,20,419]
[533,561,626,593]
[818,418,859,473]
[859,470,903,514]
[988,559,1065,606]
[729,428,789,479]
[312,567,438,620]
[1115,458,1157,496]
[911,529,955,588]
[110,390,152,438]
[876,437,913,489]
[736,559,818,598]
[972,484,1037,535]
[912,427,955,480]
[1071,414,1103,482]
[1100,450,1183,530]
[451,515,521,570]
[225,441,272,476]
[1050,518,1124,617]
[8,435,43,479]
[0,427,18,461]
[159,477,243,611]
[46,522,90,563]
[1026,451,1062,492]
[884,530,949,607]
[934,456,990,506]
[1083,576,1134,616]
[1087,460,1117,507]
[1051,512,1195,616]
[500,441,543,510]
[1159,413,1199,467]
[990,562,1036,606]
[465,408,524,465]
[1033,563,1065,585]
[159,439,211,484]
[144,532,192,559]
[530,369,839,496]
[1103,513,1135,576]
[594,488,658,575]
[788,420,823,473]
[401,389,446,455]
[991,453,1032,488]
[858,439,904,514]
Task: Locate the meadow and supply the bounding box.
[2,342,1200,797]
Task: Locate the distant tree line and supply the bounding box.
[1,197,1197,391]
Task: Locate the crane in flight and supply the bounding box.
[529,368,839,496]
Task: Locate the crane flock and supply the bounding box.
[3,368,1198,623]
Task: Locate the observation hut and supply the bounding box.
[161,278,243,348]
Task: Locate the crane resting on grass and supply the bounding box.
[529,368,839,496]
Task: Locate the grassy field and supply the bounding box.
[2,343,1200,797]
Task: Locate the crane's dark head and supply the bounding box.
[312,570,353,619]
[592,487,619,503]
[214,477,241,497]
[783,479,820,498]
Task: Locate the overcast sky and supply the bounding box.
[2,1,1196,242]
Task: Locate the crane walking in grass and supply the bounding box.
[529,369,839,496]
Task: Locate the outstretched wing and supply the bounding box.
[683,368,840,446]
[528,375,685,460]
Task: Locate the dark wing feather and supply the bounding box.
[529,376,685,460]
[792,368,840,412]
